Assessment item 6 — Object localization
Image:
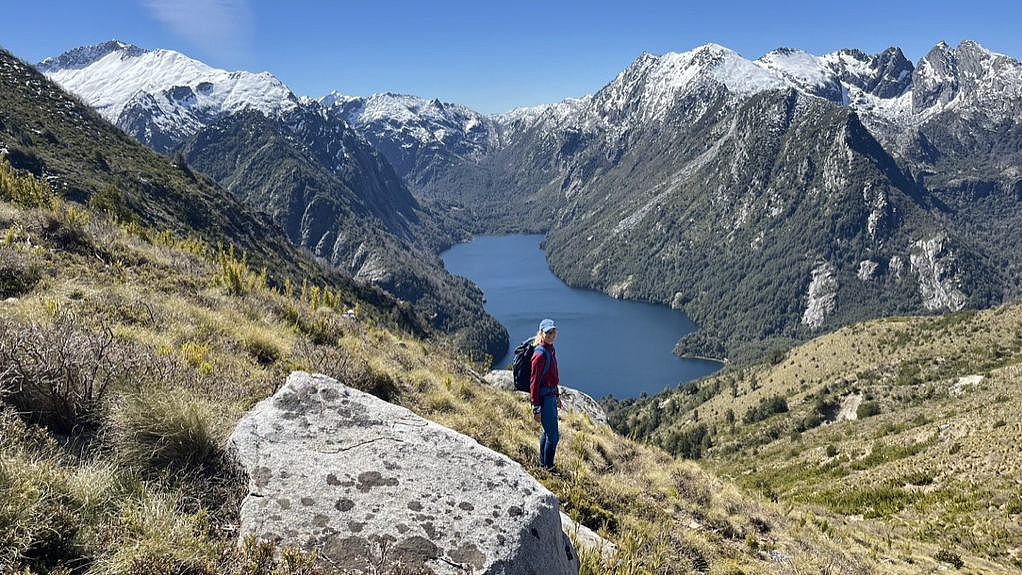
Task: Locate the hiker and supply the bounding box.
[531,318,561,470]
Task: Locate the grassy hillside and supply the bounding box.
[1,145,932,574]
[0,48,426,337]
[608,303,1022,571]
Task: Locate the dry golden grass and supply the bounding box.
[0,172,972,574]
[621,305,1022,572]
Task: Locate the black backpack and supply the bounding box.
[511,338,551,392]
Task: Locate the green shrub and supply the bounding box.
[743,395,789,424]
[1005,495,1022,515]
[88,184,132,222]
[812,485,917,518]
[0,156,53,208]
[36,206,93,252]
[242,331,284,365]
[856,401,881,419]
[935,548,964,569]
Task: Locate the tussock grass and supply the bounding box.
[110,388,230,475]
[0,163,963,573]
[0,246,41,298]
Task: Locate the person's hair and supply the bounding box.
[533,330,546,346]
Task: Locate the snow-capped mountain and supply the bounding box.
[319,92,500,194]
[756,46,914,105]
[34,38,1022,363]
[36,40,507,360]
[39,40,299,152]
[422,40,1017,361]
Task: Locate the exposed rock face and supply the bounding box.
[836,393,863,422]
[913,42,960,112]
[483,370,609,426]
[857,260,879,281]
[229,372,579,575]
[909,235,967,312]
[801,263,838,330]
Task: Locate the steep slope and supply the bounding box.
[893,42,1022,300]
[179,107,506,358]
[0,47,425,332]
[0,151,973,575]
[605,303,1022,572]
[38,41,507,359]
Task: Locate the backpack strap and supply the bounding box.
[533,345,553,392]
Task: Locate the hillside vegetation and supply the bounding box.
[608,303,1022,571]
[1,141,958,574]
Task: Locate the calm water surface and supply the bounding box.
[441,235,721,399]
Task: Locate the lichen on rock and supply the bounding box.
[229,371,579,574]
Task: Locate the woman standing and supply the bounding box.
[530,318,561,471]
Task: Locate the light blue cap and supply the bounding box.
[539,318,556,332]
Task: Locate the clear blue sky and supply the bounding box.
[3,0,1020,114]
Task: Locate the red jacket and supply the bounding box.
[529,342,559,406]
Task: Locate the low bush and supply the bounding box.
[242,330,285,365]
[856,401,881,419]
[33,205,94,253]
[934,548,964,569]
[294,343,400,403]
[0,316,131,437]
[0,155,52,208]
[0,246,41,298]
[743,395,788,424]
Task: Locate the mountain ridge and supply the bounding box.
[37,39,1022,363]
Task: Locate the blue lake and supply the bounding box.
[441,235,721,399]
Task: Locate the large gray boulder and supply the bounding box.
[229,371,578,575]
[483,370,609,427]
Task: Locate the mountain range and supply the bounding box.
[38,40,506,360]
[37,39,1022,363]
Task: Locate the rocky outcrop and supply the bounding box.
[483,370,609,426]
[801,263,838,330]
[229,371,578,575]
[909,235,967,312]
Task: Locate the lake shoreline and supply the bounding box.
[442,235,722,399]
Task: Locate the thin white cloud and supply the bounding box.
[142,0,253,59]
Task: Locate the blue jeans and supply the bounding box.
[539,394,559,469]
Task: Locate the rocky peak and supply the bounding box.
[954,40,995,90]
[864,47,914,98]
[36,40,145,73]
[39,42,300,150]
[913,41,960,112]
